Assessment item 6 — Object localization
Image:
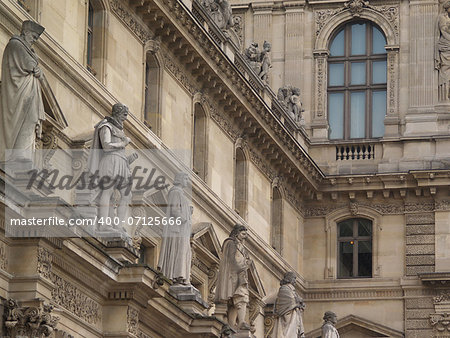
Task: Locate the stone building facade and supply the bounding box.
[0,0,449,337]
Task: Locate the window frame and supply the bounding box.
[328,21,387,140]
[337,218,373,279]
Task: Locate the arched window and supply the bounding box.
[86,0,106,79]
[192,103,207,180]
[328,22,387,140]
[271,186,282,254]
[234,147,248,220]
[338,218,372,278]
[144,52,161,135]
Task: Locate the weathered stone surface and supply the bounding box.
[406,245,435,255]
[406,298,434,309]
[406,265,434,276]
[406,225,435,235]
[406,255,435,266]
[406,235,435,245]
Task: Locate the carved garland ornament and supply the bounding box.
[37,247,53,280]
[127,306,139,335]
[314,0,399,39]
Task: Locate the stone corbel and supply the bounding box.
[145,36,161,54]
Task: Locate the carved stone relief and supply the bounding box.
[5,299,60,337]
[37,246,52,280]
[109,0,153,42]
[127,306,139,335]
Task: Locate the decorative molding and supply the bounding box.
[305,288,403,300]
[162,53,198,95]
[314,1,399,39]
[430,313,450,332]
[207,264,219,307]
[405,202,435,213]
[51,274,101,325]
[434,292,450,304]
[264,314,276,338]
[5,299,60,337]
[127,306,139,335]
[304,202,404,217]
[109,0,153,42]
[248,148,276,180]
[0,241,7,270]
[37,247,53,280]
[436,200,450,211]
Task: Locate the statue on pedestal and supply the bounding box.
[259,41,272,83]
[215,224,251,331]
[87,103,137,233]
[202,0,233,30]
[435,1,450,100]
[273,272,305,338]
[0,20,45,162]
[157,172,193,285]
[277,86,304,123]
[321,311,340,338]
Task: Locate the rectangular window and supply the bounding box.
[350,92,366,138]
[372,91,386,138]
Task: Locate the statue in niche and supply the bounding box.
[273,271,305,338]
[215,224,251,331]
[0,20,45,162]
[202,0,233,30]
[435,1,450,99]
[259,41,272,83]
[321,311,340,338]
[277,86,304,123]
[157,172,193,285]
[87,103,138,233]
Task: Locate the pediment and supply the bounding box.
[248,261,266,299]
[191,222,221,262]
[306,315,404,338]
[41,76,68,129]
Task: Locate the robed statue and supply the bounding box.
[215,224,251,331]
[157,172,193,285]
[87,103,137,233]
[273,271,305,338]
[435,1,450,99]
[321,311,340,338]
[0,20,45,162]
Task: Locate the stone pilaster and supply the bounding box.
[284,3,304,88]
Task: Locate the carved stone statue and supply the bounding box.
[321,311,340,338]
[215,224,251,331]
[87,103,137,233]
[157,172,193,285]
[273,272,305,338]
[202,0,233,30]
[277,86,304,123]
[244,42,261,75]
[220,324,235,337]
[259,41,272,83]
[0,20,45,162]
[435,1,450,99]
[243,41,272,83]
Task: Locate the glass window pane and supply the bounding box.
[351,23,366,55]
[373,26,386,54]
[328,93,344,139]
[358,241,372,277]
[358,219,372,236]
[372,61,387,84]
[350,92,366,138]
[339,220,354,237]
[329,63,345,86]
[330,29,345,56]
[351,62,366,85]
[372,91,386,138]
[339,242,353,277]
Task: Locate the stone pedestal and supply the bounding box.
[169,284,209,315]
[234,328,253,338]
[101,236,139,264]
[213,302,228,322]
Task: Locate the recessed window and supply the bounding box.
[328,22,387,140]
[338,218,372,278]
[144,53,161,135]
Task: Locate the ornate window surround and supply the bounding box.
[313,5,400,141]
[234,138,250,221]
[324,205,382,279]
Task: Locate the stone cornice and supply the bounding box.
[117,0,323,194]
